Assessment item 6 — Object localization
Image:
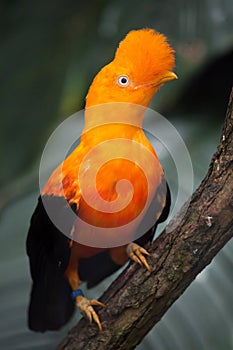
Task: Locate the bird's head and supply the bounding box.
[86,28,177,108]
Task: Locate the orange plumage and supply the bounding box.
[27,28,176,332]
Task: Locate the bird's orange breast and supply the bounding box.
[43,124,163,240]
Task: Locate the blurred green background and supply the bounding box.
[0,1,233,349]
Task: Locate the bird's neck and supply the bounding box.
[81,123,144,146]
[82,102,147,143]
[80,107,156,156]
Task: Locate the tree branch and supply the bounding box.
[56,88,233,350]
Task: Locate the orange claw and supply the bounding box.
[75,296,106,331]
[126,242,151,271]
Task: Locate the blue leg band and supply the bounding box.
[71,289,84,301]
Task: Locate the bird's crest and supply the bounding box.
[114,28,175,83]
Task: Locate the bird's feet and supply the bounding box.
[126,242,151,271]
[74,292,105,331]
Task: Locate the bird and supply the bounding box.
[26,28,177,332]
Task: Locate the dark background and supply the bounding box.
[0,1,232,349]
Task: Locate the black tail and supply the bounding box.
[26,196,75,332]
[28,265,74,332]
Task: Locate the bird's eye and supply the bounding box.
[117,75,129,87]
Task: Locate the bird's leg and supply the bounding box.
[65,243,105,331]
[73,292,105,331]
[126,242,151,271]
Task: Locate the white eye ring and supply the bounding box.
[117,75,129,87]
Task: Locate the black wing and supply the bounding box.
[26,195,75,332]
[26,183,171,329]
[135,180,171,246]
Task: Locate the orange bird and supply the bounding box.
[26,28,177,332]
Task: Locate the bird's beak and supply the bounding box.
[159,71,178,84]
[142,72,177,90]
[133,72,178,91]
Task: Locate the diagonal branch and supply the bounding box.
[56,88,233,350]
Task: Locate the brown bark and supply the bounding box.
[56,88,233,350]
